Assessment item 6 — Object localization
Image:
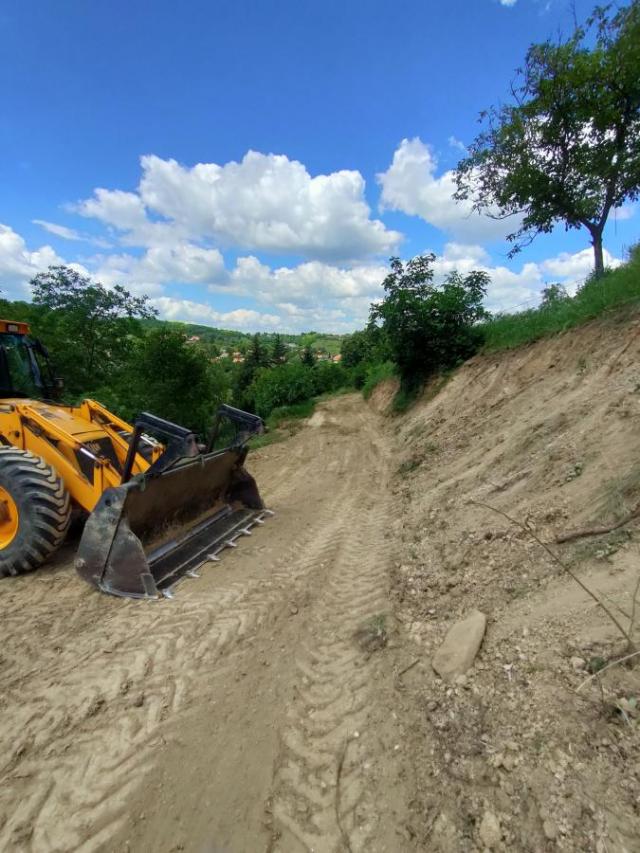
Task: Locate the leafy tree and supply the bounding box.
[340,327,389,369]
[112,327,229,436]
[245,333,270,369]
[249,362,316,418]
[540,283,569,308]
[369,256,489,386]
[455,2,640,277]
[312,361,349,395]
[271,333,288,364]
[30,265,156,394]
[300,345,316,367]
[233,332,272,405]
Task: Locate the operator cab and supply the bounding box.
[0,320,55,400]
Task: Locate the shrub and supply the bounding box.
[362,361,396,399]
[249,362,316,418]
[312,361,349,395]
[369,256,488,387]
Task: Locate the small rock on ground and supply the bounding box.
[478,810,501,849]
[432,609,487,681]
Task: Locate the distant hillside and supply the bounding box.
[142,318,345,354]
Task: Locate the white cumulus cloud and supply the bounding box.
[92,243,226,295]
[152,296,281,330]
[75,150,401,262]
[0,224,66,296]
[378,137,517,242]
[0,222,623,333]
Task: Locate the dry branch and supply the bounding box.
[555,502,640,544]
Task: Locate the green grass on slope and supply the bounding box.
[481,246,640,352]
[362,361,396,400]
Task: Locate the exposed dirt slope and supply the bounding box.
[392,312,640,851]
[0,395,415,853]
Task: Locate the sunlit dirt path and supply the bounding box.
[0,394,414,853]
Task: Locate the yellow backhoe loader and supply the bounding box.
[0,319,268,599]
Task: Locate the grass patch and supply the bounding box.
[248,387,354,450]
[314,386,353,403]
[362,361,396,400]
[391,384,419,413]
[481,246,640,352]
[598,462,640,521]
[266,400,316,429]
[248,430,287,450]
[249,399,316,449]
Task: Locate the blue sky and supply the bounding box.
[0,0,637,332]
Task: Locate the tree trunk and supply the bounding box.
[592,229,605,278]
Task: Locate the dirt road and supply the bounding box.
[0,394,414,853]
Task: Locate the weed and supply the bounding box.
[392,385,419,413]
[572,529,632,565]
[397,458,421,476]
[587,656,607,674]
[600,463,640,521]
[248,431,286,450]
[354,613,389,653]
[565,461,584,482]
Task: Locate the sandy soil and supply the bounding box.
[390,313,640,851]
[3,312,640,853]
[0,394,415,853]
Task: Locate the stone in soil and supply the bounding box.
[432,609,487,681]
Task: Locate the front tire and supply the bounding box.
[0,448,71,577]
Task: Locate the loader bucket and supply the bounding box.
[75,446,268,599]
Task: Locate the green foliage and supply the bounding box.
[300,345,315,367]
[266,399,316,427]
[311,361,349,395]
[340,326,389,369]
[29,265,156,395]
[481,244,640,351]
[0,265,355,439]
[455,2,640,276]
[110,327,229,436]
[271,333,288,364]
[369,256,488,386]
[248,399,317,449]
[391,384,420,413]
[233,332,273,407]
[540,283,570,308]
[362,361,396,400]
[249,362,317,418]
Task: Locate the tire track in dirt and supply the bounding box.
[269,417,394,852]
[0,398,376,852]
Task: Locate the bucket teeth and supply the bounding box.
[162,587,175,599]
[186,569,200,578]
